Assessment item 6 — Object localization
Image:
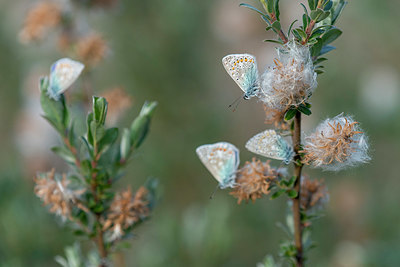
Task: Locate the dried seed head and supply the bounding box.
[19,2,61,43]
[261,42,317,111]
[230,158,282,204]
[302,114,370,171]
[34,169,84,219]
[76,33,108,67]
[103,187,150,241]
[300,176,329,212]
[263,104,289,130]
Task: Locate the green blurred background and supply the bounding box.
[0,0,399,266]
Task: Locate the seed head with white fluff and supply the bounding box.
[302,114,370,171]
[261,42,317,111]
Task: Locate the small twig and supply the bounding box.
[302,0,324,45]
[291,111,304,267]
[270,13,289,44]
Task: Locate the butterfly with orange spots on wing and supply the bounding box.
[222,54,261,100]
[196,142,239,189]
[47,58,85,100]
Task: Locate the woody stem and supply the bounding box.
[292,111,304,267]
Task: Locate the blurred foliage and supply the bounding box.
[0,0,400,266]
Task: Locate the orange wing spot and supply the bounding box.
[232,67,235,70]
[245,58,248,62]
[240,59,243,62]
[234,63,236,66]
[223,148,227,152]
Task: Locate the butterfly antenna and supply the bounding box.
[209,185,219,199]
[228,95,243,112]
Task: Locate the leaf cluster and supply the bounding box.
[39,80,158,248]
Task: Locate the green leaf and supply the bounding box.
[92,96,108,126]
[271,20,281,31]
[239,3,266,16]
[120,128,131,161]
[80,136,93,159]
[307,0,316,10]
[287,176,297,188]
[331,0,347,25]
[287,189,298,198]
[287,19,298,37]
[317,10,330,22]
[274,0,280,20]
[86,113,94,146]
[130,101,157,149]
[300,3,308,16]
[40,88,68,134]
[267,0,274,13]
[323,0,333,11]
[68,122,76,148]
[302,14,310,30]
[315,69,325,74]
[293,28,306,41]
[284,108,297,121]
[321,28,342,45]
[51,146,76,164]
[270,189,286,199]
[309,28,325,40]
[310,8,323,20]
[297,104,312,116]
[264,39,284,45]
[97,127,118,155]
[265,26,272,31]
[310,38,323,57]
[320,45,336,55]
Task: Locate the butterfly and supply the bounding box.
[222,54,260,100]
[196,142,239,189]
[245,129,294,164]
[47,58,85,100]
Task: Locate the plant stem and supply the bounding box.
[96,214,108,267]
[90,150,108,266]
[291,111,304,267]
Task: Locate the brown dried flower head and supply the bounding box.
[76,33,108,67]
[263,104,289,130]
[19,2,62,43]
[103,187,150,241]
[261,42,317,111]
[300,176,329,211]
[101,87,133,124]
[230,158,280,204]
[302,114,370,171]
[34,169,83,219]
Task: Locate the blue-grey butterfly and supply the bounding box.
[47,58,85,100]
[246,130,294,164]
[196,142,239,189]
[222,54,260,100]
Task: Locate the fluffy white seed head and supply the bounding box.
[303,114,370,171]
[261,42,317,111]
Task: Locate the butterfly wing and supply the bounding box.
[48,58,85,100]
[246,130,294,164]
[222,54,260,99]
[196,142,239,188]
